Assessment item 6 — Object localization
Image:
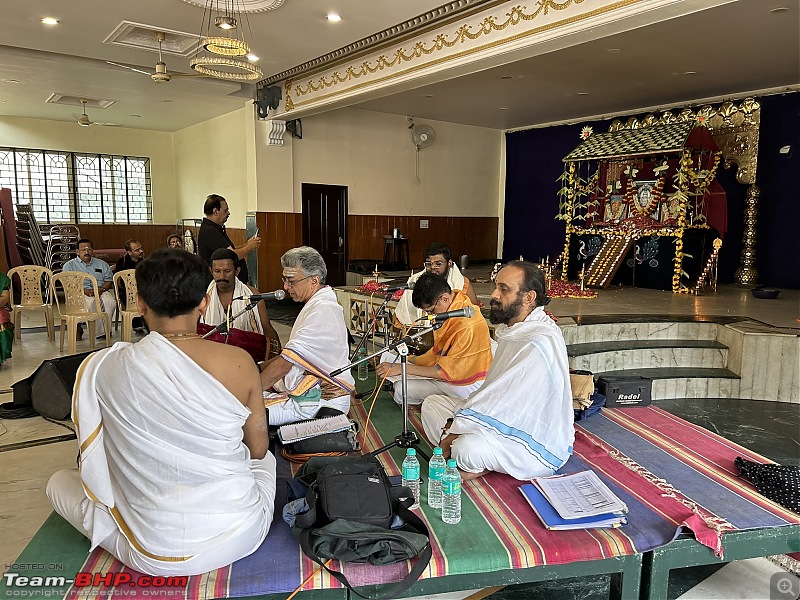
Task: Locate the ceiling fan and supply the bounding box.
[107,31,205,83]
[76,99,118,127]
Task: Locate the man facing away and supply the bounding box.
[394,242,480,326]
[47,249,276,576]
[62,238,115,340]
[420,261,574,482]
[200,248,281,360]
[260,246,354,426]
[197,194,260,284]
[376,271,492,405]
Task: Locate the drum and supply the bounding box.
[197,323,267,364]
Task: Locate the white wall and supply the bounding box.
[172,104,254,228]
[0,116,176,223]
[258,108,502,216]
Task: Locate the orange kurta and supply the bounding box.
[415,291,492,386]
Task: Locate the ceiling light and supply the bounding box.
[41,17,59,25]
[191,1,263,81]
[162,99,173,103]
[327,13,342,22]
[131,114,142,118]
[684,71,697,76]
[607,48,621,54]
[770,7,788,13]
[6,79,20,84]
[423,94,434,98]
[214,16,237,29]
[577,92,589,96]
[500,75,513,80]
[499,107,508,111]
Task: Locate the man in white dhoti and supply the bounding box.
[47,249,276,576]
[394,242,480,325]
[200,248,281,359]
[61,239,115,339]
[421,261,574,481]
[260,246,354,426]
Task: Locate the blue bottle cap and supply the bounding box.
[433,447,443,455]
[407,448,416,456]
[447,459,457,468]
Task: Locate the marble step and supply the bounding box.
[568,340,728,371]
[595,367,741,400]
[561,321,719,345]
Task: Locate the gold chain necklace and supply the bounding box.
[160,332,201,341]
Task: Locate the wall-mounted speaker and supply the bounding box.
[256,86,282,119]
[287,119,302,139]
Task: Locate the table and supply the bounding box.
[382,236,410,270]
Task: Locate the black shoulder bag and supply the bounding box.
[291,456,432,599]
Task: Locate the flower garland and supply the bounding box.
[548,278,597,299]
[356,280,404,300]
[624,177,666,217]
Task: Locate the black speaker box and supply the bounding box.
[21,350,99,420]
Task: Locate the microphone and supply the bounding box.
[384,284,409,293]
[234,290,286,302]
[425,306,475,324]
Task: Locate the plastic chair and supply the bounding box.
[51,272,112,355]
[8,265,55,341]
[113,269,139,343]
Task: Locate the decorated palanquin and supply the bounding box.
[558,119,727,293]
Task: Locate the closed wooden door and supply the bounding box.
[301,183,347,286]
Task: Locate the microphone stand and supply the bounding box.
[200,298,261,339]
[331,322,441,463]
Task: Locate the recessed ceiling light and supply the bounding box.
[162,99,173,103]
[684,71,697,76]
[326,13,342,22]
[6,79,20,84]
[0,100,6,103]
[131,114,142,118]
[41,17,59,25]
[247,54,259,62]
[607,48,621,54]
[423,94,434,98]
[500,75,513,80]
[770,7,788,13]
[499,107,508,111]
[577,92,589,96]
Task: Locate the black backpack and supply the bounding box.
[290,456,432,599]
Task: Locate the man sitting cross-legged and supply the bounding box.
[200,248,281,360]
[376,271,492,406]
[421,261,574,482]
[47,248,276,576]
[260,246,354,426]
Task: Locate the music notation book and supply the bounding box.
[278,413,352,444]
[520,470,628,530]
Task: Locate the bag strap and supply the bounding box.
[298,505,432,600]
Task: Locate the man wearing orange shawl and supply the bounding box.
[376,272,492,405]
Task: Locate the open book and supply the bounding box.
[278,413,352,444]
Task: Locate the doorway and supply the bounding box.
[301,183,348,286]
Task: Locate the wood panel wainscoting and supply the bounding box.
[348,215,499,270]
[78,224,246,257]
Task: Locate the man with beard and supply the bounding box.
[200,248,281,360]
[394,242,479,325]
[420,261,574,481]
[197,194,260,284]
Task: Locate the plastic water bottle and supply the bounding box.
[401,448,421,509]
[441,459,462,524]
[357,347,368,381]
[427,447,447,509]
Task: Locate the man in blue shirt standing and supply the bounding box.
[62,239,115,340]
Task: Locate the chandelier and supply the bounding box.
[190,0,264,81]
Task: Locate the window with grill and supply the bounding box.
[0,147,152,224]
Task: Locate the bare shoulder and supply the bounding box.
[180,340,260,404]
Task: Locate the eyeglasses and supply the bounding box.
[424,260,448,269]
[281,275,313,287]
[420,295,444,314]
